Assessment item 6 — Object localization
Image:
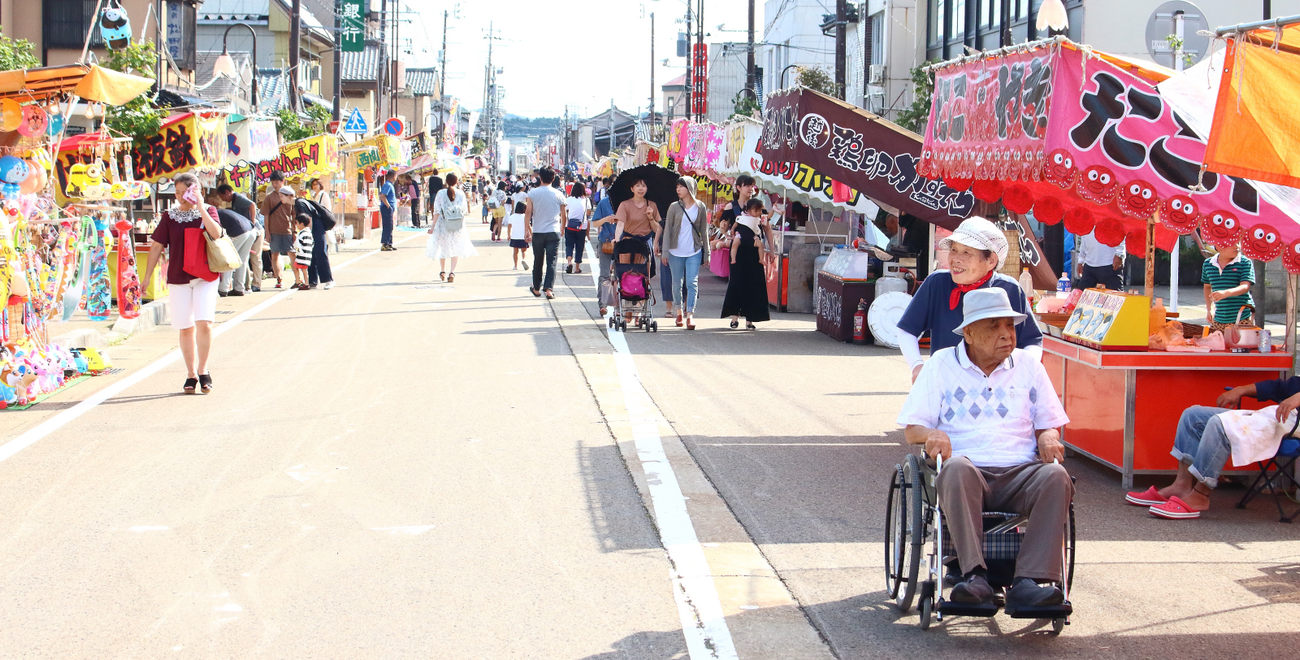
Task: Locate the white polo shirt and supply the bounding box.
[897,343,1069,468]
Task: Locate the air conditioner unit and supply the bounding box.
[869,65,885,85]
[866,89,886,115]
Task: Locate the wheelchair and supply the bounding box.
[885,453,1075,633]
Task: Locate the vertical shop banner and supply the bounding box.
[340,0,365,53]
[666,119,689,161]
[227,119,279,163]
[442,98,460,151]
[131,113,228,183]
[225,134,340,192]
[760,87,972,229]
[692,43,708,116]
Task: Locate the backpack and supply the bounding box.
[295,198,336,232]
[619,271,648,299]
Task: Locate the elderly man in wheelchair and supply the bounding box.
[895,288,1073,621]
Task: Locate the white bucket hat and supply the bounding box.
[279,186,295,197]
[939,216,1009,268]
[952,288,1027,335]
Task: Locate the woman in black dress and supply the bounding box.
[721,198,774,329]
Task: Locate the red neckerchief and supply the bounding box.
[949,270,994,310]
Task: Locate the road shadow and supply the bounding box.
[579,629,688,659]
[576,441,662,553]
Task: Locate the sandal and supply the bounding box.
[1149,495,1203,519]
[447,273,455,283]
[183,377,198,394]
[439,271,446,281]
[530,287,542,297]
[1125,486,1168,507]
[746,323,758,331]
[199,373,213,394]
[665,310,676,318]
[545,290,555,299]
[676,314,684,327]
[730,320,739,329]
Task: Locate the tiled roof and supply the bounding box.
[662,73,687,89]
[341,46,381,83]
[192,50,252,103]
[255,67,291,112]
[198,0,331,43]
[405,67,438,96]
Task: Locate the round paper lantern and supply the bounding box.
[0,155,29,184]
[1094,218,1126,247]
[943,176,973,192]
[17,105,47,137]
[971,179,1004,203]
[1002,184,1034,214]
[1062,206,1095,236]
[0,99,20,132]
[1033,196,1065,225]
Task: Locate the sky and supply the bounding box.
[398,0,757,119]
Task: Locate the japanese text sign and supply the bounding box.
[341,0,365,53]
[224,133,339,193]
[131,113,228,183]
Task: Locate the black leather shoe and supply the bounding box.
[949,573,996,605]
[1005,578,1064,610]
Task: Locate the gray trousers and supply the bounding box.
[220,230,259,294]
[935,456,1073,583]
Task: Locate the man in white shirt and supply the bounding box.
[897,288,1072,614]
[524,168,567,298]
[1075,230,1124,290]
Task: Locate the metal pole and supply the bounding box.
[650,12,655,133]
[835,0,847,99]
[747,0,755,93]
[221,24,260,111]
[439,10,448,139]
[289,0,302,112]
[1170,12,1185,312]
[332,0,341,120]
[392,0,400,117]
[697,0,704,120]
[609,98,615,156]
[685,0,693,123]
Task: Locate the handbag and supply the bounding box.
[600,278,618,308]
[183,228,219,281]
[203,227,241,273]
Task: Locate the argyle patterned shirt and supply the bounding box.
[898,343,1069,467]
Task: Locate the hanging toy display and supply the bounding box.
[99,1,133,50]
[114,218,140,320]
[17,105,48,138]
[83,216,112,321]
[61,217,94,323]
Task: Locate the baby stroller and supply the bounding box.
[609,235,659,333]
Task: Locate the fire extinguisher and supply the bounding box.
[852,299,869,345]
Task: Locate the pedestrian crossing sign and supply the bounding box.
[343,108,367,134]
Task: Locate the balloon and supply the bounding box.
[45,113,63,136]
[2,183,20,199]
[18,162,41,194]
[0,99,19,132]
[17,105,47,137]
[0,155,28,184]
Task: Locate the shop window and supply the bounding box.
[953,0,966,37]
[44,0,104,50]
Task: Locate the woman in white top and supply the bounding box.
[310,178,332,212]
[425,172,478,282]
[564,181,592,274]
[657,176,710,330]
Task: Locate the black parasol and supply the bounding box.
[608,164,680,221]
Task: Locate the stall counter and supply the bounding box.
[1043,335,1292,487]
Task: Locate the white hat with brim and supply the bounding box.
[279,186,295,197]
[938,216,1009,268]
[952,288,1027,335]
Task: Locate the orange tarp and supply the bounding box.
[1205,24,1300,189]
[0,64,154,105]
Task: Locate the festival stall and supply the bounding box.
[919,37,1299,487]
[342,134,406,237]
[0,63,155,408]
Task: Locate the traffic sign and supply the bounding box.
[326,120,340,134]
[343,108,367,134]
[383,117,406,137]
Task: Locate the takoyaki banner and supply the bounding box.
[223,134,339,193]
[919,40,1296,260]
[759,87,971,231]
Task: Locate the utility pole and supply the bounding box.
[649,12,655,135]
[391,0,401,118]
[439,10,449,139]
[685,1,693,125]
[834,0,846,99]
[289,0,302,112]
[332,0,342,120]
[747,0,756,95]
[608,98,615,156]
[696,0,704,121]
[378,0,389,125]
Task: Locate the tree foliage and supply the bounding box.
[276,103,332,142]
[896,63,936,134]
[100,42,165,146]
[730,91,759,120]
[0,28,39,71]
[795,66,840,98]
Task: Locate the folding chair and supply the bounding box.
[1225,387,1300,522]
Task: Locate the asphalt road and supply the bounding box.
[0,220,1296,659]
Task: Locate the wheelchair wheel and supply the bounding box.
[918,590,933,630]
[1051,617,1065,635]
[1066,502,1076,591]
[887,454,926,613]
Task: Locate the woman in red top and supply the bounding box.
[141,172,224,394]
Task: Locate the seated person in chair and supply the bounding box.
[897,288,1073,611]
[1125,377,1300,519]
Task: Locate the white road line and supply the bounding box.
[583,246,739,660]
[0,234,422,466]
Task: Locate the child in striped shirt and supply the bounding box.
[1201,243,1255,325]
[291,213,314,290]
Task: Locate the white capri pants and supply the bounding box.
[170,278,219,330]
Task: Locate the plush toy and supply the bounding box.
[80,347,111,372]
[0,383,15,409]
[1,357,37,405]
[99,1,132,50]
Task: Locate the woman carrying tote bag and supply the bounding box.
[426,172,478,282]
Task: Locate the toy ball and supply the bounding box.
[2,183,20,199]
[0,99,20,132]
[45,113,63,136]
[19,163,42,195]
[17,105,47,137]
[0,155,29,184]
[110,182,128,200]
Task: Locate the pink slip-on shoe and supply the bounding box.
[1125,486,1168,507]
[1149,496,1202,519]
